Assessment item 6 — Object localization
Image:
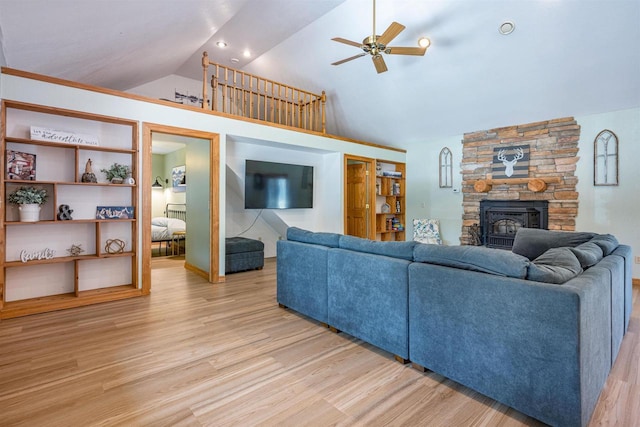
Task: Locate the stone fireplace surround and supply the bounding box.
[460,117,580,246]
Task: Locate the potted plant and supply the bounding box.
[7,186,48,222]
[101,163,131,184]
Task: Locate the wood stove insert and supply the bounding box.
[480,200,548,249]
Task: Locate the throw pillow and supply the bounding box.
[511,228,597,260]
[589,234,619,256]
[527,247,583,284]
[568,242,603,269]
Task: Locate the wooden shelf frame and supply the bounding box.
[1,99,140,317]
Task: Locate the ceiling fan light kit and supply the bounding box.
[331,0,429,73]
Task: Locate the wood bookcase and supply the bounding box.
[375,160,405,241]
[0,100,141,319]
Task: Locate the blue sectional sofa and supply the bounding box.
[276,227,633,427]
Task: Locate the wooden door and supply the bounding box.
[346,162,369,238]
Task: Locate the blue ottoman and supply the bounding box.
[225,237,264,274]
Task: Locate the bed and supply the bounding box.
[152,203,186,255]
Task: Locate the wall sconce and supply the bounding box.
[152,176,167,188]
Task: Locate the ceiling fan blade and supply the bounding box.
[377,22,405,46]
[386,46,427,56]
[332,53,366,66]
[372,54,388,73]
[331,37,362,48]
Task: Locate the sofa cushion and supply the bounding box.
[286,227,341,248]
[568,242,603,269]
[511,228,597,260]
[589,234,619,256]
[527,247,583,284]
[339,235,416,260]
[413,244,530,278]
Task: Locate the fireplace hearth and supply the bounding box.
[480,200,548,249]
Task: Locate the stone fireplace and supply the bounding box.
[480,200,548,249]
[460,117,580,246]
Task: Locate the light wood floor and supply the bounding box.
[0,257,638,426]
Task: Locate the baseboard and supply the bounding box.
[184,262,210,281]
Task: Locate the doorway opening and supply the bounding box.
[141,123,220,294]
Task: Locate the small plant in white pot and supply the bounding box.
[7,186,48,222]
[101,163,131,184]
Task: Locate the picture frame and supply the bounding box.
[6,150,36,180]
[172,165,186,192]
[96,206,134,219]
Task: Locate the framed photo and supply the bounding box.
[96,206,134,219]
[6,150,36,180]
[172,165,186,193]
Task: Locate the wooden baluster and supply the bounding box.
[298,95,303,130]
[269,81,274,123]
[321,91,326,134]
[308,93,313,131]
[210,75,217,111]
[241,73,247,118]
[201,52,209,109]
[278,85,283,124]
[248,76,253,119]
[222,84,227,113]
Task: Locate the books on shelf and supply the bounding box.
[382,170,402,178]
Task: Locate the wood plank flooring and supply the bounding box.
[0,257,638,426]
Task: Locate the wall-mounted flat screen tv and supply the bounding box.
[244,160,314,209]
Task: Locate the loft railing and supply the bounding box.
[201,52,326,133]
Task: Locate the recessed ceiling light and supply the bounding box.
[418,37,431,48]
[216,41,227,48]
[499,21,515,35]
[243,49,251,58]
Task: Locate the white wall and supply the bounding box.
[405,108,640,278]
[575,107,640,278]
[0,26,6,68]
[405,135,463,246]
[151,153,166,218]
[226,139,342,257]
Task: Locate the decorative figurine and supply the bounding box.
[81,158,98,183]
[105,238,126,254]
[67,244,85,257]
[57,204,73,220]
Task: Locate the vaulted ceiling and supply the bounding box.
[1,0,638,148]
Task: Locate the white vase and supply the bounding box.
[18,203,41,222]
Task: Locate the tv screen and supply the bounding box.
[244,160,314,209]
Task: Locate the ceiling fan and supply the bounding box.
[331,0,430,73]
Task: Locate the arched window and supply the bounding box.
[439,147,452,188]
[594,130,618,186]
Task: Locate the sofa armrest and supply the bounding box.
[276,240,330,324]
